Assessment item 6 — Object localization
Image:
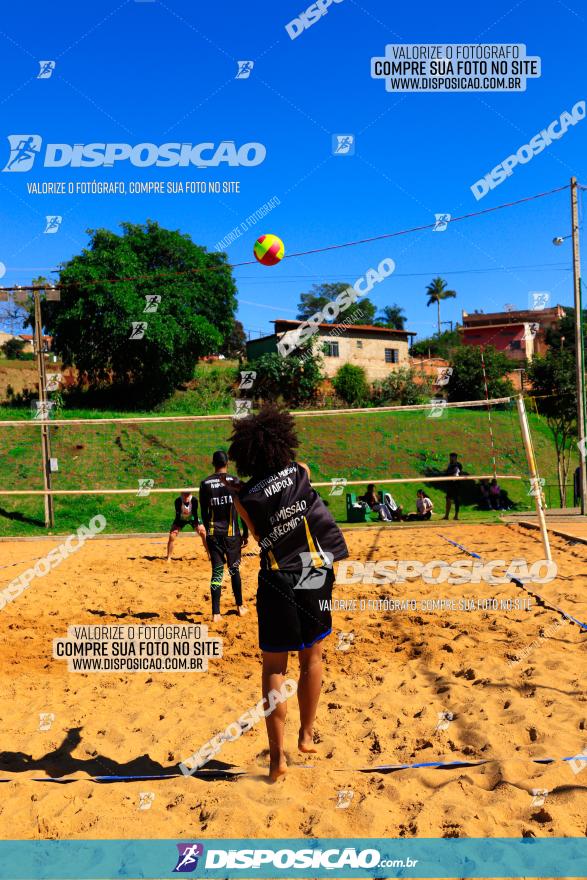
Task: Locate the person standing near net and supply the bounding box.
[166,491,207,561]
[443,452,464,520]
[222,404,349,781]
[199,451,249,623]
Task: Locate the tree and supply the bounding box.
[528,350,577,506]
[1,337,26,359]
[333,363,369,405]
[410,329,462,359]
[426,277,457,334]
[446,345,514,402]
[43,221,235,406]
[249,343,323,408]
[376,304,406,330]
[297,282,376,324]
[222,319,247,359]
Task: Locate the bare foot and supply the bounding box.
[237,605,248,616]
[298,729,317,753]
[212,613,222,623]
[166,556,172,562]
[269,754,287,781]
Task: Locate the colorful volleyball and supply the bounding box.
[254,234,285,266]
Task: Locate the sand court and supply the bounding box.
[0,523,586,841]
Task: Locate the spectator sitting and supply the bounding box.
[359,484,401,522]
[404,490,434,521]
[489,478,502,510]
[479,479,492,510]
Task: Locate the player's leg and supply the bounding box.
[224,537,247,616]
[166,525,181,561]
[262,650,289,781]
[207,537,225,623]
[454,492,460,520]
[297,642,323,753]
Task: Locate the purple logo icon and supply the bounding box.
[173,843,204,873]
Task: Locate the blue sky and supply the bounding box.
[0,0,586,341]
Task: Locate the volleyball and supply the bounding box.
[253,234,285,266]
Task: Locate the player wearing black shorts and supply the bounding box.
[223,405,348,780]
[443,452,464,520]
[199,451,249,622]
[166,491,207,561]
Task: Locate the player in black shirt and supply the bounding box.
[224,405,348,781]
[166,491,207,561]
[443,452,464,520]
[199,450,249,623]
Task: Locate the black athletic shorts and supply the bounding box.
[170,518,197,532]
[207,534,241,570]
[256,567,334,653]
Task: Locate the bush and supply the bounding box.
[447,345,514,402]
[372,367,433,406]
[1,338,27,360]
[250,344,324,408]
[333,363,369,405]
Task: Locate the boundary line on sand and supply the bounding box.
[516,519,587,547]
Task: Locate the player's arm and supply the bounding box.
[217,474,259,541]
[298,461,311,479]
[198,482,211,533]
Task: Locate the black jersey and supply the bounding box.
[174,495,199,524]
[239,462,348,573]
[199,473,247,539]
[445,460,464,477]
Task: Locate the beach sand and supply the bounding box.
[0,523,586,842]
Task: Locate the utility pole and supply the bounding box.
[571,177,587,515]
[33,287,54,527]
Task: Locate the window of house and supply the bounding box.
[356,340,363,348]
[510,340,522,350]
[385,348,399,364]
[325,341,339,357]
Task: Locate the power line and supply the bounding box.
[1,184,571,292]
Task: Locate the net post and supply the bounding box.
[515,394,552,562]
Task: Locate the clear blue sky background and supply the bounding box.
[0,0,586,341]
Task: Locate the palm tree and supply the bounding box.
[426,277,456,334]
[377,304,406,330]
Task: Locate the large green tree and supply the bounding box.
[447,345,513,402]
[426,277,457,334]
[43,221,235,405]
[528,349,577,507]
[410,329,462,359]
[297,282,376,324]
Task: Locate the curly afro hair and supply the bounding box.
[227,404,299,478]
